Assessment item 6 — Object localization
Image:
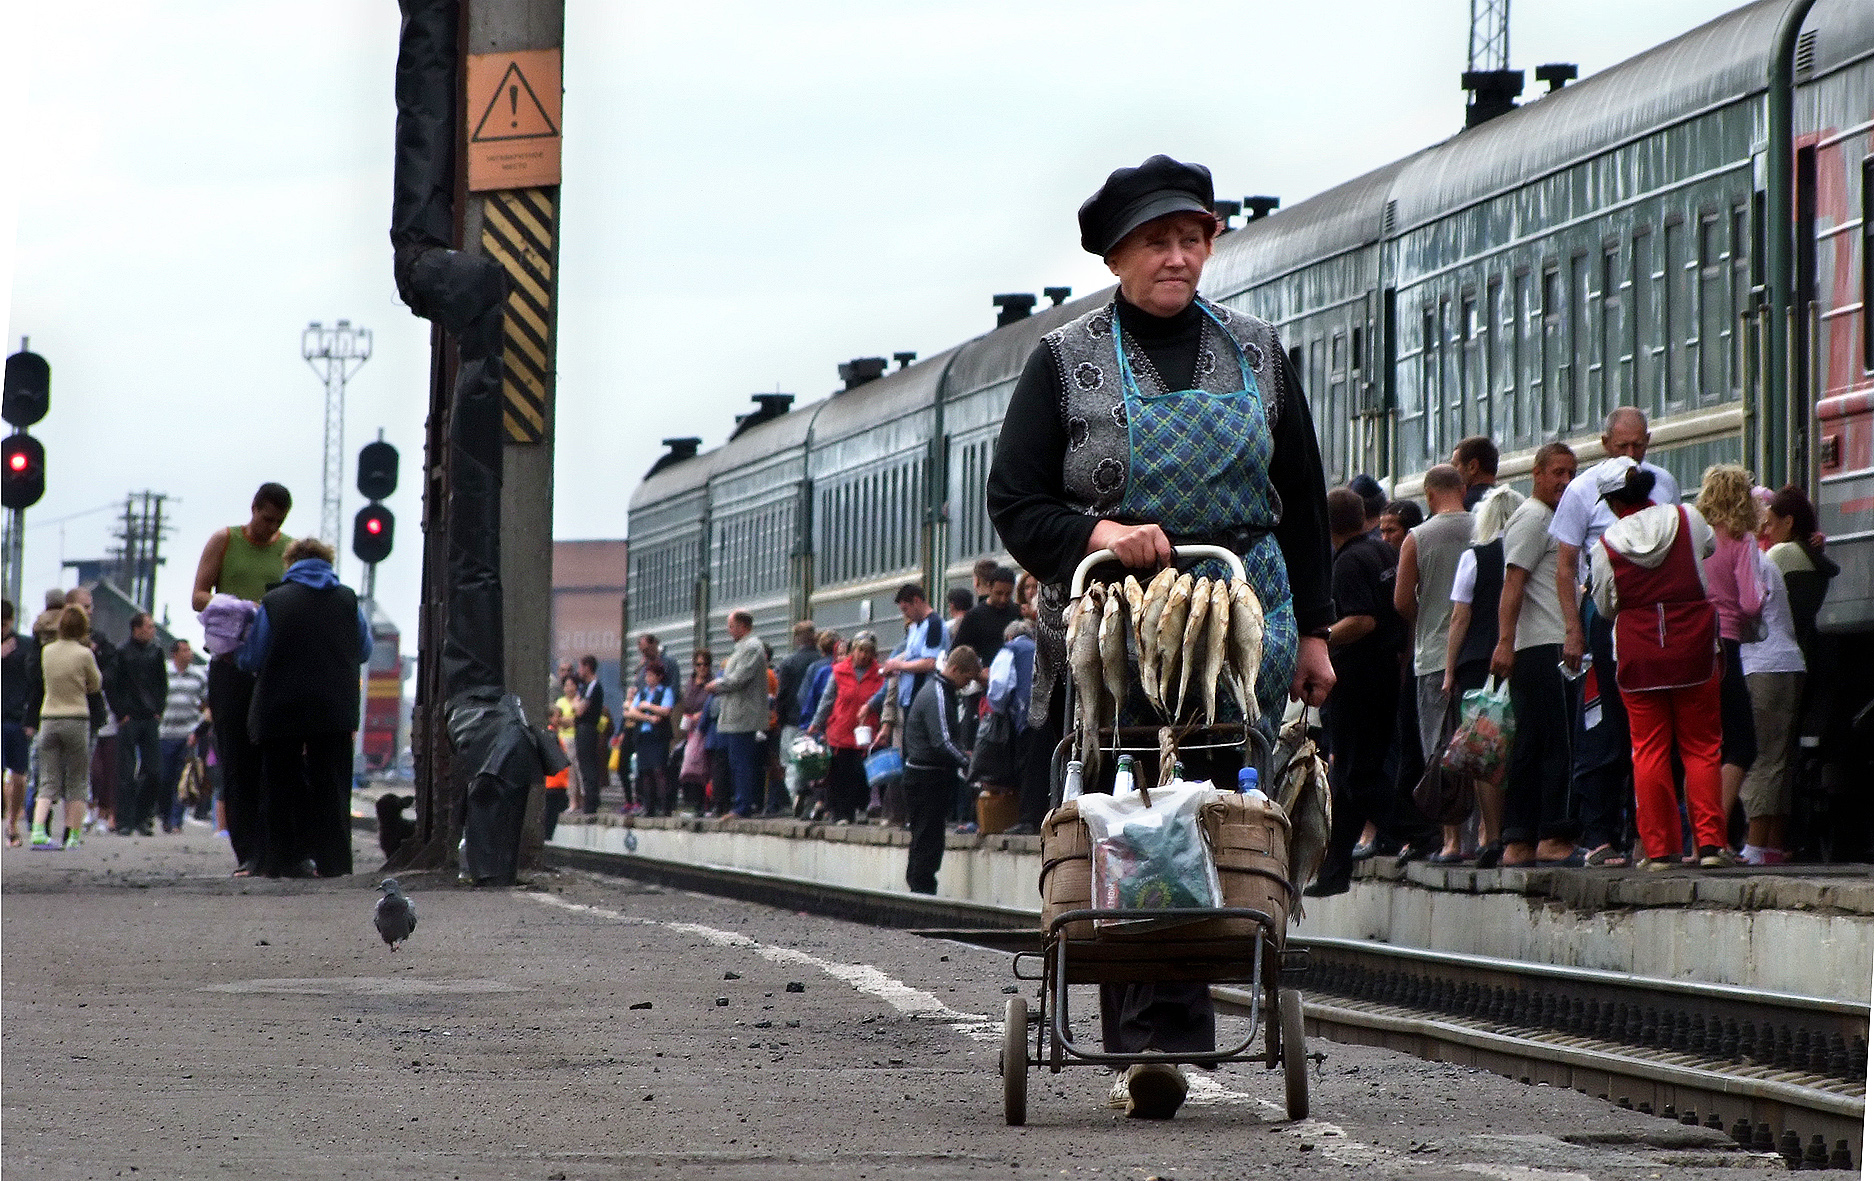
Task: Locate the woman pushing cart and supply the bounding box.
[986,154,1338,1121]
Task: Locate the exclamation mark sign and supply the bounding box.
[509,84,519,128]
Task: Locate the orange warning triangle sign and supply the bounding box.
[471,61,559,143]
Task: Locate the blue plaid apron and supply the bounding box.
[1111,305,1298,722]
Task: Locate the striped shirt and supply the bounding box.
[160,664,207,740]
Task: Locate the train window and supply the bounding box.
[1331,333,1346,374]
[1864,157,1873,373]
[1540,267,1560,437]
[1459,295,1481,433]
[1571,255,1591,431]
[1731,203,1752,390]
[1438,298,1457,450]
[1351,326,1364,373]
[1632,227,1658,415]
[1600,247,1623,419]
[1664,219,1689,414]
[1698,213,1728,404]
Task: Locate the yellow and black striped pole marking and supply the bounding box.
[480,187,557,442]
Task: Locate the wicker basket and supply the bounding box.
[1040,790,1292,957]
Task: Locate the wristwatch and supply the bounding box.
[1305,626,1333,642]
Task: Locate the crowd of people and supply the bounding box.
[1,482,370,880]
[565,561,1047,896]
[1311,408,1842,894]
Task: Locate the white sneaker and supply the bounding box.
[1124,1063,1188,1119]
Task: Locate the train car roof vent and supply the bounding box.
[1212,199,1242,231]
[837,357,888,391]
[1382,199,1398,236]
[1462,68,1523,128]
[648,436,702,478]
[1043,286,1073,307]
[893,351,918,369]
[1244,196,1280,220]
[731,393,795,440]
[1534,63,1577,93]
[993,293,1037,328]
[1794,30,1817,79]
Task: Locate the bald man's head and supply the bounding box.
[1602,407,1651,461]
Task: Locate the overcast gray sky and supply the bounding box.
[4,0,1747,655]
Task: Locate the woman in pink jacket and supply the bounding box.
[1694,464,1763,843]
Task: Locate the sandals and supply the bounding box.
[5,827,20,848]
[1583,845,1630,868]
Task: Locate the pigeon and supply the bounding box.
[374,878,417,950]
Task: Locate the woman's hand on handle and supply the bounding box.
[1087,520,1173,570]
[1290,636,1335,709]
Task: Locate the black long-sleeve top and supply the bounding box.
[984,296,1335,634]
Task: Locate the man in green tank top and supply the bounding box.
[189,483,293,876]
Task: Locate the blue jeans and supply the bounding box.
[160,737,192,829]
[719,731,762,816]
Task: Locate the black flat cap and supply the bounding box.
[1078,155,1214,256]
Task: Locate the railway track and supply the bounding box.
[548,843,1866,1170]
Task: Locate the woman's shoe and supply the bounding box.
[1473,843,1503,869]
[1349,840,1378,861]
[1428,851,1466,865]
[1696,846,1738,868]
[1638,854,1683,872]
[1583,845,1630,868]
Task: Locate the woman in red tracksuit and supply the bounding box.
[807,633,884,824]
[1588,458,1728,869]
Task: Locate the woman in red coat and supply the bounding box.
[1589,458,1727,869]
[808,633,883,824]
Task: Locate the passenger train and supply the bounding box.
[626,0,1873,792]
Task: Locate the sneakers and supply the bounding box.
[1696,845,1738,868]
[29,822,54,848]
[1123,1063,1188,1119]
[63,829,82,849]
[1638,854,1682,872]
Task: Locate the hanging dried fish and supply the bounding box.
[1198,578,1231,727]
[1137,567,1178,716]
[1098,588,1128,737]
[1154,574,1194,717]
[1173,577,1212,720]
[1226,578,1267,723]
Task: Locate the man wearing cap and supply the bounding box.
[1549,407,1680,866]
[987,154,1335,1120]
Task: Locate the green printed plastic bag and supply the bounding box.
[1441,676,1516,786]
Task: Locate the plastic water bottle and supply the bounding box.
[1237,766,1269,802]
[1063,759,1084,802]
[1113,755,1136,796]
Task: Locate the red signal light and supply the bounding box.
[7,452,24,472]
[366,517,383,534]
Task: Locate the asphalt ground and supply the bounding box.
[3,828,1785,1180]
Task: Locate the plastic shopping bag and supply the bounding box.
[1440,676,1516,786]
[789,734,830,783]
[1076,782,1223,931]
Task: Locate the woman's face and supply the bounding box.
[1378,515,1407,550]
[1106,213,1215,317]
[561,676,578,697]
[691,656,710,681]
[1762,508,1794,545]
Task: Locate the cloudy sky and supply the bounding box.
[4,0,1746,654]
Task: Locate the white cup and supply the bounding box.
[853,725,874,746]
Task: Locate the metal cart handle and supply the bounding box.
[1069,544,1247,599]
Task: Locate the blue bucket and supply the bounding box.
[863,747,904,787]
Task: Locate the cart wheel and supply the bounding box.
[1002,997,1029,1126]
[1279,988,1308,1120]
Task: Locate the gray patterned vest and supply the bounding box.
[1028,294,1291,726]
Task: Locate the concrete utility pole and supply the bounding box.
[302,320,373,572]
[464,0,564,734]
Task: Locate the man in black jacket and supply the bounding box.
[113,613,169,836]
[773,620,820,809]
[237,538,371,878]
[2,600,29,846]
[902,646,982,895]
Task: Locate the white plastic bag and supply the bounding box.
[1076,782,1222,931]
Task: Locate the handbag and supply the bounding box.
[86,690,108,729]
[967,706,1017,787]
[679,723,709,784]
[1411,695,1474,825]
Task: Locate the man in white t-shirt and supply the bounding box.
[1492,442,1581,866]
[1546,407,1679,864]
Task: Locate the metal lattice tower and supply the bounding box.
[108,491,173,611]
[1469,0,1511,72]
[301,320,372,572]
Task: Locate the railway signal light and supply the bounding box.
[3,347,50,428]
[356,440,399,501]
[2,433,46,509]
[352,503,395,565]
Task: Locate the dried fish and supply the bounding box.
[1226,578,1267,723]
[1199,579,1231,727]
[1137,568,1178,715]
[1098,588,1127,736]
[1285,745,1332,919]
[1173,577,1212,720]
[1154,574,1194,717]
[1069,588,1105,787]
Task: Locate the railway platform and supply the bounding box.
[1,823,1835,1179]
[546,811,1874,1005]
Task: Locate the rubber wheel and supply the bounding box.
[1279,988,1309,1120]
[1264,987,1281,1068]
[1002,997,1029,1126]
